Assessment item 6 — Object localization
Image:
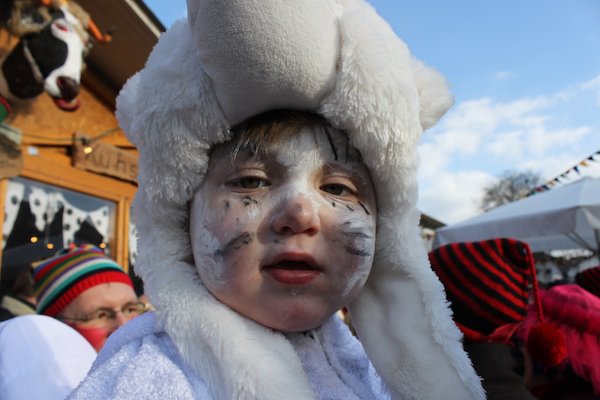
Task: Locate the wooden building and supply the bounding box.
[0,1,163,284]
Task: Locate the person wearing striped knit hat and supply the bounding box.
[33,244,144,351]
[429,238,567,400]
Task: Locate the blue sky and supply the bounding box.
[144,0,600,224]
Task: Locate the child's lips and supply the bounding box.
[263,254,322,285]
[266,268,320,285]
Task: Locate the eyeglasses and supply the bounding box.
[59,302,146,327]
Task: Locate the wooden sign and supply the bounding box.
[73,133,138,183]
[0,126,23,178]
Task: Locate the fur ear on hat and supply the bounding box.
[185,0,340,125]
[412,59,454,130]
[116,21,230,207]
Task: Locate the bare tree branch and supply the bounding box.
[480,170,542,212]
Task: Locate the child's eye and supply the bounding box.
[228,176,270,189]
[321,182,356,197]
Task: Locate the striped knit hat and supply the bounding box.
[33,244,133,316]
[429,238,536,342]
[575,265,600,298]
[430,238,568,366]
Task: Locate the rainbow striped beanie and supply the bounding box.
[33,244,133,316]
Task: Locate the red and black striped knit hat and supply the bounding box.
[429,238,567,367]
[575,265,600,298]
[429,238,535,341]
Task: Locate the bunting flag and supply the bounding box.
[2,180,25,249]
[525,149,600,197]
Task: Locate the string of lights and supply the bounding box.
[0,123,122,145]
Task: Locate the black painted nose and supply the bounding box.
[57,76,79,100]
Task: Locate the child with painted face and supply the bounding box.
[69,1,485,399]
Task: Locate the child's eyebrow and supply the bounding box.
[322,162,371,187]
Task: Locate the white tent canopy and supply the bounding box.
[434,177,600,253]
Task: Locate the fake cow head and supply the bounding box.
[0,8,87,111]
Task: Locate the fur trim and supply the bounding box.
[118,1,484,399]
[117,21,229,207]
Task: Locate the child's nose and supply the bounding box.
[271,192,320,235]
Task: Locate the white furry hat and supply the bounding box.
[117,0,484,399]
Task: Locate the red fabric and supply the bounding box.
[69,324,110,352]
[458,321,522,344]
[526,321,567,368]
[520,285,600,396]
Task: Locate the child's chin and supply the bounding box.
[258,311,329,333]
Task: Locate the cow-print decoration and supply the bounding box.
[2,178,114,269]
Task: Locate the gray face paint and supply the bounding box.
[189,125,377,331]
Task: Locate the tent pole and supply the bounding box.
[567,232,595,252]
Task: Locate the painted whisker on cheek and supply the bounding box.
[324,127,338,161]
[223,200,230,213]
[337,221,375,258]
[214,232,255,258]
[341,231,374,240]
[344,247,372,257]
[331,202,336,208]
[241,196,258,207]
[345,205,354,212]
[358,201,371,216]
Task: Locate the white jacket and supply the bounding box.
[69,312,389,400]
